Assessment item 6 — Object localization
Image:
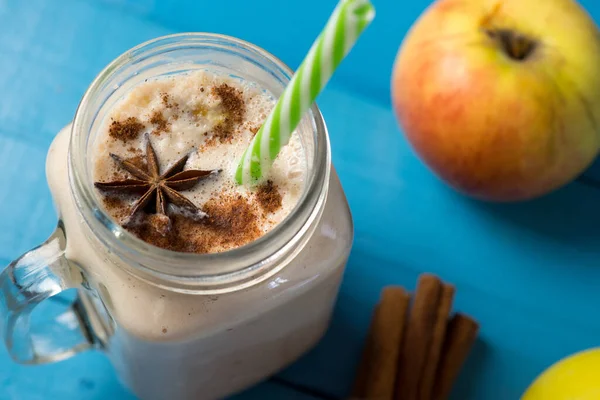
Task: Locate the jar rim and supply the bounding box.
[68,32,330,287]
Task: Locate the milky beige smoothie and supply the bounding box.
[92,70,305,254]
[44,57,353,399]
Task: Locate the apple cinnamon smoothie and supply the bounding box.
[33,34,354,400]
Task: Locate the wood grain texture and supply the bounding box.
[1,0,600,399]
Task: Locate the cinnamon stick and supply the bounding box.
[432,313,480,400]
[395,274,443,400]
[351,286,411,400]
[418,283,455,400]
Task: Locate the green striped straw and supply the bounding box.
[235,0,375,185]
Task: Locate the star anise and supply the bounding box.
[95,134,220,232]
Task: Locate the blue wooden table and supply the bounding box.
[2,0,600,398]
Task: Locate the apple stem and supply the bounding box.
[484,29,537,61]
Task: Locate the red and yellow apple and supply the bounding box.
[391,0,600,201]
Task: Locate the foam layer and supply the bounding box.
[92,70,306,253]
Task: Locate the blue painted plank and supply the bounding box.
[0,136,56,262]
[85,0,600,106]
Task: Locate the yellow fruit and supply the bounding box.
[522,348,600,399]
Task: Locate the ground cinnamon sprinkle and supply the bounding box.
[202,194,262,248]
[149,110,170,134]
[126,192,261,254]
[161,93,177,109]
[210,83,246,144]
[256,180,282,214]
[109,117,145,142]
[161,93,180,119]
[103,196,124,210]
[102,196,129,221]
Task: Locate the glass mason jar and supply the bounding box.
[0,34,353,399]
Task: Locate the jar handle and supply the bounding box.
[0,221,94,364]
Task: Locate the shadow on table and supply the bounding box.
[462,180,600,250]
[449,338,489,400]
